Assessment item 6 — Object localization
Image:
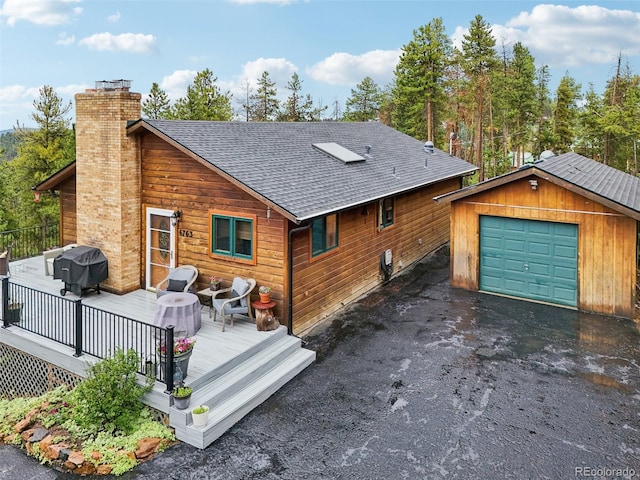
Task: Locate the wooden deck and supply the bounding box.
[1,254,316,448]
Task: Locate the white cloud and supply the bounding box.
[0,0,82,26]
[451,4,640,69]
[160,70,197,101]
[237,57,297,88]
[108,10,120,23]
[307,49,401,86]
[56,32,75,46]
[78,32,157,54]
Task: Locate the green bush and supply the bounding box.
[70,348,153,435]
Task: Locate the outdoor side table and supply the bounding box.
[252,300,279,331]
[197,287,221,318]
[153,292,201,337]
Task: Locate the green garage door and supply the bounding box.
[479,216,578,307]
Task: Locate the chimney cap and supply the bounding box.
[94,79,132,91]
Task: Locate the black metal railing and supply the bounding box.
[1,278,177,391]
[0,223,60,260]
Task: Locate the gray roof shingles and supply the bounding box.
[140,120,477,221]
[536,152,640,214]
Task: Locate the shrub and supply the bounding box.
[70,348,153,435]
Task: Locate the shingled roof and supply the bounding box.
[128,120,477,223]
[435,152,640,220]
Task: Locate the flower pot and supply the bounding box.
[191,405,210,427]
[259,293,270,303]
[6,304,22,324]
[209,283,219,291]
[159,349,193,383]
[173,393,191,410]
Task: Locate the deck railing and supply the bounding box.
[0,223,60,261]
[1,278,177,392]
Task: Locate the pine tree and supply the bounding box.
[142,82,171,119]
[553,73,581,153]
[343,77,382,122]
[171,69,233,120]
[278,73,325,121]
[250,71,279,121]
[392,18,452,142]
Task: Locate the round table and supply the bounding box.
[252,300,279,331]
[153,292,202,337]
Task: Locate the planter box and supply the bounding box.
[6,305,22,324]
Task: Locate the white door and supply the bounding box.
[146,208,176,291]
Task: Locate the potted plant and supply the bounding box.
[172,384,193,410]
[209,276,222,291]
[6,301,22,324]
[158,337,196,383]
[259,285,271,303]
[191,404,210,427]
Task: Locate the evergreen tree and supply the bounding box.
[460,15,498,180]
[576,84,604,160]
[392,18,452,142]
[533,65,554,157]
[142,82,171,119]
[553,73,581,153]
[171,69,233,120]
[250,71,279,121]
[1,86,74,229]
[278,73,326,121]
[343,77,382,122]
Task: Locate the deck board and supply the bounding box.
[2,254,279,387]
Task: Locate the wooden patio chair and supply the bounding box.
[155,265,199,298]
[210,277,256,332]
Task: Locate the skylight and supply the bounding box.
[312,142,365,163]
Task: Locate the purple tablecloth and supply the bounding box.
[153,292,201,337]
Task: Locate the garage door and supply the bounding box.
[479,216,578,307]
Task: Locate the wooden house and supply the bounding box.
[435,153,640,318]
[37,81,477,334]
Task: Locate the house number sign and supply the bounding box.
[179,229,193,238]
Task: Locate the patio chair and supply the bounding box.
[156,265,199,298]
[211,277,256,332]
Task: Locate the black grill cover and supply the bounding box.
[53,246,108,288]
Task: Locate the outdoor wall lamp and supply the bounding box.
[529,179,538,190]
[170,209,182,227]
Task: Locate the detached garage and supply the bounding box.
[435,152,640,319]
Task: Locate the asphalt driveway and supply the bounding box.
[3,246,640,479]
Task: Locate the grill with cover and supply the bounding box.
[53,246,108,297]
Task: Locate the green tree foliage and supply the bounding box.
[0,86,74,229]
[171,69,233,120]
[533,65,555,157]
[142,82,171,119]
[553,73,582,153]
[392,18,452,142]
[343,76,382,122]
[459,15,498,180]
[70,348,154,435]
[576,84,604,159]
[249,71,280,121]
[278,73,326,121]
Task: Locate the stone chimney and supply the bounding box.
[74,80,141,294]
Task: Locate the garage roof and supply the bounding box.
[434,152,640,221]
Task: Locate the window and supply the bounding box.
[211,213,254,260]
[378,197,394,230]
[311,214,338,257]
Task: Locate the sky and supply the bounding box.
[0,0,639,132]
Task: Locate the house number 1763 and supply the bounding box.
[178,229,193,237]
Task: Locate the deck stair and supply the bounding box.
[170,325,315,449]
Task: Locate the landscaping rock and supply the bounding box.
[135,438,162,459]
[13,418,31,433]
[28,427,48,443]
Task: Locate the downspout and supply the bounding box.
[287,221,312,335]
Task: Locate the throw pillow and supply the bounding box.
[167,279,187,292]
[229,291,241,308]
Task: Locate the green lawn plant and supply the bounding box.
[70,348,154,435]
[0,349,174,476]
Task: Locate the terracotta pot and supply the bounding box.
[259,293,270,303]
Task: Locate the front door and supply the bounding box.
[146,208,176,291]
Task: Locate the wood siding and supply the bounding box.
[59,177,77,246]
[449,176,637,317]
[291,178,460,334]
[140,134,288,316]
